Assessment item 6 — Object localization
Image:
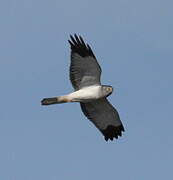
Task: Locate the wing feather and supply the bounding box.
[80,98,125,141]
[68,34,101,90]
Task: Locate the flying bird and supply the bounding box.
[41,34,125,141]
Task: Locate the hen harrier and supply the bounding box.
[41,34,125,141]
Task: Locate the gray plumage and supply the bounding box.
[69,34,101,90]
[41,34,125,141]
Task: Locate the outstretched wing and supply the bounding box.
[68,34,102,90]
[80,98,125,141]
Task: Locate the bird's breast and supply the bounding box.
[69,85,104,102]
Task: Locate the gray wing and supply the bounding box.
[80,98,125,141]
[68,34,102,90]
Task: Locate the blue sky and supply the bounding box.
[0,0,173,179]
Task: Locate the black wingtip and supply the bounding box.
[68,34,96,58]
[101,124,125,141]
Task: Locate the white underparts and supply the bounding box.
[67,85,103,102]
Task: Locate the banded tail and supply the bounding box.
[41,95,70,105]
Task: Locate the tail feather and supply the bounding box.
[41,95,70,105]
[41,97,58,105]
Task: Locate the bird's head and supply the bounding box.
[102,85,113,97]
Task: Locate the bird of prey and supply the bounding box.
[41,34,125,141]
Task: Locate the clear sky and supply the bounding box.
[0,0,173,179]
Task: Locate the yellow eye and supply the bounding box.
[106,87,112,92]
